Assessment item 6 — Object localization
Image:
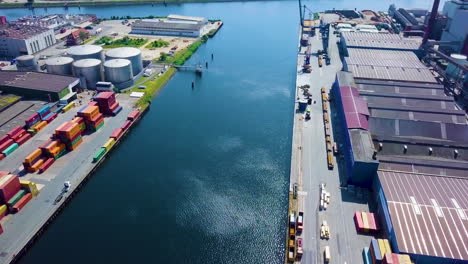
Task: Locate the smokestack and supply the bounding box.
[422,0,440,46]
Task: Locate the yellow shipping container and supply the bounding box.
[102,138,116,151]
[0,204,7,215]
[384,239,392,254]
[362,212,369,231]
[62,102,75,113]
[378,239,386,257]
[20,180,39,197]
[398,254,412,264]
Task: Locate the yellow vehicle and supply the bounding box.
[288,246,296,262]
[320,221,330,239]
[324,246,331,262]
[289,212,296,235]
[327,152,334,170]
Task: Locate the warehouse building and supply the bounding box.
[332,69,468,263]
[0,71,79,101]
[440,0,468,55]
[343,48,437,83]
[0,23,56,58]
[340,32,422,54]
[131,14,208,37]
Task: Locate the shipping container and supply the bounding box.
[39,158,55,173]
[44,112,58,123]
[72,116,85,125]
[0,139,14,153]
[30,157,47,171]
[37,105,51,116]
[0,154,4,161]
[392,254,400,264]
[6,126,23,137]
[121,120,132,131]
[7,189,26,207]
[378,239,386,257]
[10,129,26,141]
[15,133,32,146]
[62,102,75,112]
[88,101,98,107]
[370,238,382,263]
[127,110,140,121]
[93,147,106,163]
[25,113,40,124]
[111,105,122,116]
[102,138,116,151]
[67,137,83,151]
[383,253,393,264]
[0,171,9,177]
[0,174,21,203]
[0,135,10,145]
[384,239,392,254]
[2,143,19,156]
[354,211,364,232]
[363,247,371,264]
[88,120,104,132]
[78,105,100,119]
[110,128,123,139]
[398,255,411,264]
[362,212,369,231]
[11,193,32,213]
[32,121,48,132]
[25,149,43,164]
[368,213,377,231]
[0,204,7,220]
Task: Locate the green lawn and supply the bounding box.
[0,94,20,111]
[159,35,207,65]
[100,36,148,48]
[150,40,170,48]
[132,67,177,108]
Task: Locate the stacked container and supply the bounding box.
[110,128,123,140]
[363,247,372,264]
[25,113,41,128]
[55,122,83,151]
[369,238,382,264]
[354,211,380,233]
[0,173,35,216]
[127,110,140,121]
[37,105,51,120]
[94,92,122,116]
[42,112,58,124]
[77,105,104,132]
[20,180,39,197]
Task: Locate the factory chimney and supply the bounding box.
[422,0,440,46]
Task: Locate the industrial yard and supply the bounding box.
[286,1,467,264]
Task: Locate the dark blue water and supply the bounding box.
[1,1,434,263]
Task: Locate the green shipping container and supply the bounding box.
[7,189,26,207]
[55,149,67,160]
[2,143,19,156]
[70,135,82,146]
[27,129,37,135]
[92,148,107,163]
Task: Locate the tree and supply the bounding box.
[159,52,168,62]
[79,32,89,42]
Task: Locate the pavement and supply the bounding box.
[0,93,138,264]
[288,24,372,264]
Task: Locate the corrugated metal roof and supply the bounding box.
[348,65,437,83]
[132,19,203,31]
[0,71,78,92]
[342,32,421,50]
[340,86,369,130]
[379,170,468,260]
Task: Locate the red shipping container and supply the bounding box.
[110,128,123,139]
[6,126,23,137]
[88,101,98,106]
[39,158,55,173]
[15,133,32,145]
[10,129,27,141]
[383,253,394,264]
[0,139,14,153]
[11,193,32,213]
[354,211,364,232]
[121,120,131,131]
[86,115,104,127]
[0,174,21,203]
[87,113,104,123]
[96,91,115,100]
[44,112,58,123]
[0,135,10,145]
[39,110,50,119]
[25,113,40,123]
[368,213,377,232]
[0,154,5,161]
[127,110,140,121]
[392,254,400,264]
[0,171,9,177]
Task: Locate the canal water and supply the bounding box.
[1,0,432,263]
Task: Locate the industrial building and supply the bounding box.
[131,14,208,37]
[0,23,56,58]
[0,71,79,100]
[105,47,142,76]
[12,14,97,32]
[72,58,102,90]
[440,0,468,55]
[66,44,103,61]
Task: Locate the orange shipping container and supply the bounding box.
[45,140,60,152]
[31,157,47,170]
[25,149,42,164]
[55,122,69,134]
[80,106,100,119]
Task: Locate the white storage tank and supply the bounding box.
[73,59,102,89]
[46,57,74,75]
[104,59,133,84]
[105,47,142,76]
[67,45,103,61]
[446,54,467,79]
[16,55,39,71]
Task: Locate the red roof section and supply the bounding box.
[340,86,369,130]
[70,28,89,38]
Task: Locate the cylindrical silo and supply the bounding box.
[16,55,39,71]
[46,57,74,75]
[104,59,133,84]
[73,59,102,90]
[67,45,103,61]
[105,47,142,76]
[446,54,467,79]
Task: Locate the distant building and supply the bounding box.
[131,14,208,37]
[0,71,79,101]
[66,28,90,46]
[0,16,7,25]
[0,23,56,58]
[440,0,468,55]
[340,32,422,54]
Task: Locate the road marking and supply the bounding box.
[298,191,308,196]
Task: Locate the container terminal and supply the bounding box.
[286,0,467,264]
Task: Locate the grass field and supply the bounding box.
[0,94,21,111]
[130,67,177,108]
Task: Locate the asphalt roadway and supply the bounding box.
[0,93,137,264]
[290,25,372,264]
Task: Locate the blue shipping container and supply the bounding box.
[37,105,51,115]
[371,238,382,262]
[362,247,371,264]
[112,106,122,116]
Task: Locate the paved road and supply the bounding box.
[290,25,371,264]
[0,93,137,264]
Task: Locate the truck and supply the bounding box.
[297,212,304,233]
[289,212,296,236]
[324,246,331,262]
[296,238,303,259]
[288,245,296,262]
